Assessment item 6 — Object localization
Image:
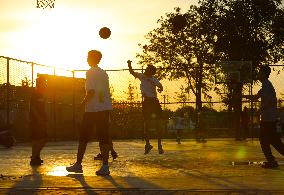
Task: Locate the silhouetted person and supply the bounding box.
[66,50,113,175]
[279,107,284,138]
[127,60,164,154]
[0,125,15,148]
[29,77,48,166]
[240,106,249,140]
[243,66,284,168]
[175,115,185,144]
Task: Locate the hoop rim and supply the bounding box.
[36,0,55,9]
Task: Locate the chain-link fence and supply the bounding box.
[1,56,284,141]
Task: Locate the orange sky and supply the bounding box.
[0,0,196,70]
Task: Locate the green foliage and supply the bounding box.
[136,6,222,111]
[201,0,284,65]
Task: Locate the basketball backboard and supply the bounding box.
[215,61,252,84]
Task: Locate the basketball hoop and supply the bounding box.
[36,0,55,9]
[215,61,253,84]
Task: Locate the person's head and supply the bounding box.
[87,50,102,67]
[243,106,248,112]
[258,65,271,81]
[36,77,47,92]
[144,65,157,77]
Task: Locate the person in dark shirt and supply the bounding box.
[29,77,48,166]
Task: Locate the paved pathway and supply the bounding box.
[1,139,284,194]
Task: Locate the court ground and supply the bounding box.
[1,139,284,194]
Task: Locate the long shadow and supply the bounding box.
[139,159,255,190]
[6,166,42,194]
[67,173,98,195]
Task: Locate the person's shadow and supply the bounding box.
[67,173,98,195]
[67,173,162,193]
[7,166,42,194]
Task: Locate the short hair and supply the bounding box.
[88,50,102,61]
[36,77,47,87]
[146,65,157,73]
[259,65,271,78]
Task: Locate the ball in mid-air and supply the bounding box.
[171,14,187,32]
[99,27,111,39]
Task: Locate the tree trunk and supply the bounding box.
[195,65,203,131]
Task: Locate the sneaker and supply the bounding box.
[94,153,102,160]
[111,151,118,160]
[158,146,164,154]
[96,165,110,176]
[66,163,83,173]
[30,157,43,166]
[144,144,153,155]
[261,161,279,169]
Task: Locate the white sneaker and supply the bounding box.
[66,163,83,173]
[96,165,110,176]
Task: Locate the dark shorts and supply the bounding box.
[142,98,162,120]
[79,111,110,143]
[30,123,48,140]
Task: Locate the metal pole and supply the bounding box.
[31,63,34,87]
[250,76,254,142]
[53,67,56,141]
[72,71,76,140]
[6,58,10,125]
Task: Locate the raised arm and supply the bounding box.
[127,60,135,77]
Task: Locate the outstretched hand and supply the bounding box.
[127,60,132,67]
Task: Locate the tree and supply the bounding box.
[200,0,284,135]
[201,0,284,106]
[175,85,190,107]
[124,82,139,103]
[136,6,222,115]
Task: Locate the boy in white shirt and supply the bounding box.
[127,60,164,154]
[66,50,113,175]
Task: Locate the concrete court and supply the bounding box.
[0,139,284,194]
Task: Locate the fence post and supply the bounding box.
[31,63,34,87]
[6,57,10,126]
[72,71,76,140]
[53,67,57,141]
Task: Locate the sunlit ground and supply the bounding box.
[1,139,284,192]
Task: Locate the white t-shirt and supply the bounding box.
[175,116,185,130]
[258,79,277,122]
[85,67,112,112]
[133,72,162,98]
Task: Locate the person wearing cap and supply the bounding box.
[66,50,113,175]
[29,76,48,166]
[243,65,284,168]
[127,60,164,154]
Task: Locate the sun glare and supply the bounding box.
[11,7,118,70]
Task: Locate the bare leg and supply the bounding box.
[100,143,110,165]
[76,141,88,164]
[144,121,150,146]
[32,139,46,159]
[156,119,162,147]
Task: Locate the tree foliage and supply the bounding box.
[136,6,221,111]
